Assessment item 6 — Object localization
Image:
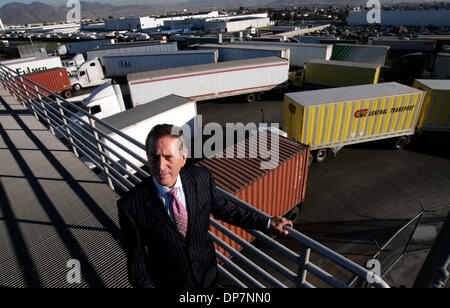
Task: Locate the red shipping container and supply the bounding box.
[196,131,310,259]
[22,67,72,98]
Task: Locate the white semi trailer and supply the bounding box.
[70,50,218,90]
[1,56,63,75]
[196,43,290,63]
[230,41,333,68]
[127,56,290,105]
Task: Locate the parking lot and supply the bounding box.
[197,94,450,287]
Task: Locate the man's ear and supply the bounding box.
[181,148,188,167]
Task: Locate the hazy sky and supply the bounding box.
[0,0,448,6]
[0,0,185,6]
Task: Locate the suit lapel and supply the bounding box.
[180,168,197,239]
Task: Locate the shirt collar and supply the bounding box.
[152,174,183,197]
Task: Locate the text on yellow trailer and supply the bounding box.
[283,82,425,160]
[413,79,450,133]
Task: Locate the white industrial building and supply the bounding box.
[104,17,159,31]
[204,17,271,32]
[347,9,450,27]
[157,11,220,27]
[105,11,221,31]
[160,13,271,33]
[4,23,80,34]
[75,11,271,34]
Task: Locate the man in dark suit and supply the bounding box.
[118,124,292,288]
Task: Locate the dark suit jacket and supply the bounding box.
[117,165,269,288]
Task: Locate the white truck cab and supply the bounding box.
[62,53,85,76]
[70,57,107,91]
[76,83,126,121]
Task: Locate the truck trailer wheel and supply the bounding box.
[257,92,265,101]
[246,93,256,103]
[62,89,72,99]
[395,136,411,150]
[315,149,328,163]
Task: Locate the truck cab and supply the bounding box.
[76,83,126,121]
[62,53,85,76]
[70,57,106,91]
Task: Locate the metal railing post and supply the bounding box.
[88,117,114,191]
[35,84,55,135]
[0,64,392,289]
[9,73,24,107]
[55,97,79,158]
[19,76,40,120]
[297,246,311,288]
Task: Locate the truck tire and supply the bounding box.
[395,136,410,150]
[62,89,72,99]
[73,84,81,91]
[246,93,256,103]
[315,149,328,163]
[257,92,265,101]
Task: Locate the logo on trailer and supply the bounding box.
[355,109,369,118]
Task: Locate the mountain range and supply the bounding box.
[0,0,447,26]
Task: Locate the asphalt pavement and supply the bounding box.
[197,95,450,288]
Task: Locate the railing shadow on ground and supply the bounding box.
[0,64,390,288]
[0,96,127,288]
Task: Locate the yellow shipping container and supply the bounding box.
[284,83,425,160]
[413,79,450,133]
[304,59,382,87]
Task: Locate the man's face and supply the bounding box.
[147,135,187,188]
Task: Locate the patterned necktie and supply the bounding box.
[167,187,188,237]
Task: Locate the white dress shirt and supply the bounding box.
[152,175,187,223]
[152,175,271,230]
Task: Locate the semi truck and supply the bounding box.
[57,39,116,56]
[289,59,382,88]
[61,53,85,76]
[283,82,425,162]
[127,56,290,105]
[1,56,63,75]
[368,38,436,52]
[195,43,290,63]
[93,94,198,173]
[196,131,310,256]
[413,79,450,133]
[70,50,218,90]
[99,40,168,50]
[330,44,390,66]
[85,42,178,63]
[22,67,72,98]
[229,41,333,68]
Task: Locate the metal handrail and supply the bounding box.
[0,64,150,191]
[0,65,148,161]
[0,63,390,288]
[215,187,390,288]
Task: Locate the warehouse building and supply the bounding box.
[104,17,159,31]
[204,16,271,33]
[347,9,450,27]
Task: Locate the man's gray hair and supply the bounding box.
[145,124,186,154]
